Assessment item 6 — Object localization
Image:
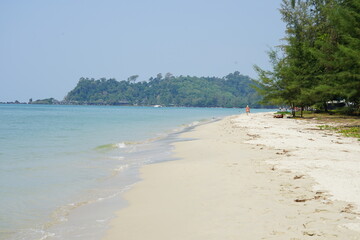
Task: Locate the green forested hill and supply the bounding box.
[64,72,263,107]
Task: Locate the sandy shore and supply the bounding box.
[103,113,360,240]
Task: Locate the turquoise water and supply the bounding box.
[0,104,270,239]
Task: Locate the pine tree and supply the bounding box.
[335,0,360,109]
[254,0,360,114]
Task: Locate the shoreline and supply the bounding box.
[103,112,360,239]
[2,105,252,240]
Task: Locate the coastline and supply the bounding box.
[2,105,250,240]
[103,112,360,239]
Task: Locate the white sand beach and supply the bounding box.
[103,113,360,240]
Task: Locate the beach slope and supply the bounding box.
[103,113,360,240]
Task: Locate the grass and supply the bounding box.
[338,127,360,139]
[301,112,360,140]
[317,125,360,140]
[275,111,292,115]
[273,109,360,140]
[318,125,338,130]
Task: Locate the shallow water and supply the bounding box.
[0,104,270,239]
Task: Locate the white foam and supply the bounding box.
[116,142,126,148]
[191,121,200,126]
[28,228,55,240]
[114,164,129,172]
[110,156,124,160]
[96,191,122,202]
[96,218,110,223]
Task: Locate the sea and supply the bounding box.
[0,104,271,240]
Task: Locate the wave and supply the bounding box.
[94,119,212,153]
[116,142,126,148]
[95,141,147,152]
[95,143,119,151]
[109,156,124,160]
[95,142,129,151]
[111,164,129,176]
[114,164,129,172]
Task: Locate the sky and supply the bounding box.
[0,0,285,102]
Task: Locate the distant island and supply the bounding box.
[4,72,267,108]
[64,72,263,108]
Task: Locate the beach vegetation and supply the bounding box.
[318,124,360,140]
[254,0,360,116]
[338,127,360,139]
[275,111,292,115]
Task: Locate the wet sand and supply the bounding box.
[103,113,360,240]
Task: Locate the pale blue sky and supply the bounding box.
[0,0,284,102]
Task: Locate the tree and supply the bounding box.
[165,72,174,80]
[334,0,360,109]
[254,0,360,115]
[64,73,263,108]
[156,73,163,80]
[127,75,139,83]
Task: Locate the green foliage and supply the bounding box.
[254,0,360,114]
[338,127,360,139]
[276,111,292,115]
[318,124,360,140]
[32,98,58,104]
[318,125,337,130]
[64,72,264,108]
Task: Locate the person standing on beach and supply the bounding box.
[245,105,250,115]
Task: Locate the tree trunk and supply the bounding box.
[323,101,328,113]
[291,103,296,117]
